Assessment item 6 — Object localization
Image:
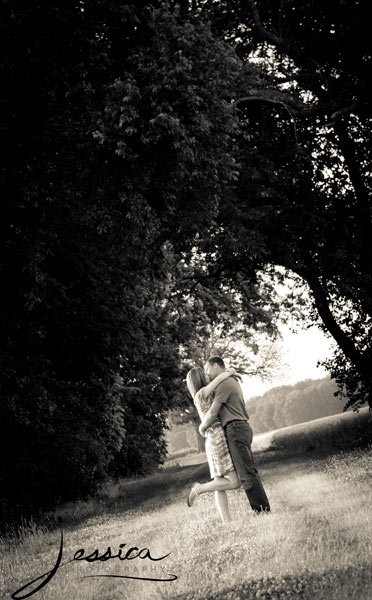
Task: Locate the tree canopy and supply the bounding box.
[179,0,372,410]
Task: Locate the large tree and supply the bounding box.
[0,1,178,519]
[174,0,372,410]
[0,1,266,521]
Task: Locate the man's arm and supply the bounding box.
[199,399,223,436]
[199,379,231,436]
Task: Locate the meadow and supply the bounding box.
[1,445,371,600]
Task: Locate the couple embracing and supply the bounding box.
[186,356,270,522]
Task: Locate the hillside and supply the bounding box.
[246,376,345,434]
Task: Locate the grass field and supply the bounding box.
[1,445,371,600]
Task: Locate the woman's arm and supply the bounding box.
[201,367,235,398]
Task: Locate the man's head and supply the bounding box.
[205,356,225,380]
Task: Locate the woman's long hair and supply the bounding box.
[186,367,207,399]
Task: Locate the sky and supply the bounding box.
[241,324,334,399]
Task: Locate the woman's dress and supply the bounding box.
[194,388,234,478]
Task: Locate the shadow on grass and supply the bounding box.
[2,461,212,540]
[171,562,372,600]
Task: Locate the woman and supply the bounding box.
[185,366,240,522]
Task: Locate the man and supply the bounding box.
[199,356,270,513]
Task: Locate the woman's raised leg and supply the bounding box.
[187,470,240,511]
[196,471,240,494]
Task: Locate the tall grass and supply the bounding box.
[1,447,371,600]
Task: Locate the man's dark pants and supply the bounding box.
[224,420,270,513]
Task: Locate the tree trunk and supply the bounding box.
[300,267,372,408]
[333,120,370,205]
[303,269,362,365]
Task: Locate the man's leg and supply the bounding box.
[225,421,270,513]
[242,451,270,513]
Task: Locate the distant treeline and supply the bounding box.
[246,377,345,434]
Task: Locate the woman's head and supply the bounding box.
[186,367,207,399]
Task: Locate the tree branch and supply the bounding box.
[234,94,299,148]
[241,0,331,104]
[235,92,318,115]
[243,0,283,47]
[274,74,324,85]
[328,104,365,124]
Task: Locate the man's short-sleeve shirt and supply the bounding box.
[213,377,249,428]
